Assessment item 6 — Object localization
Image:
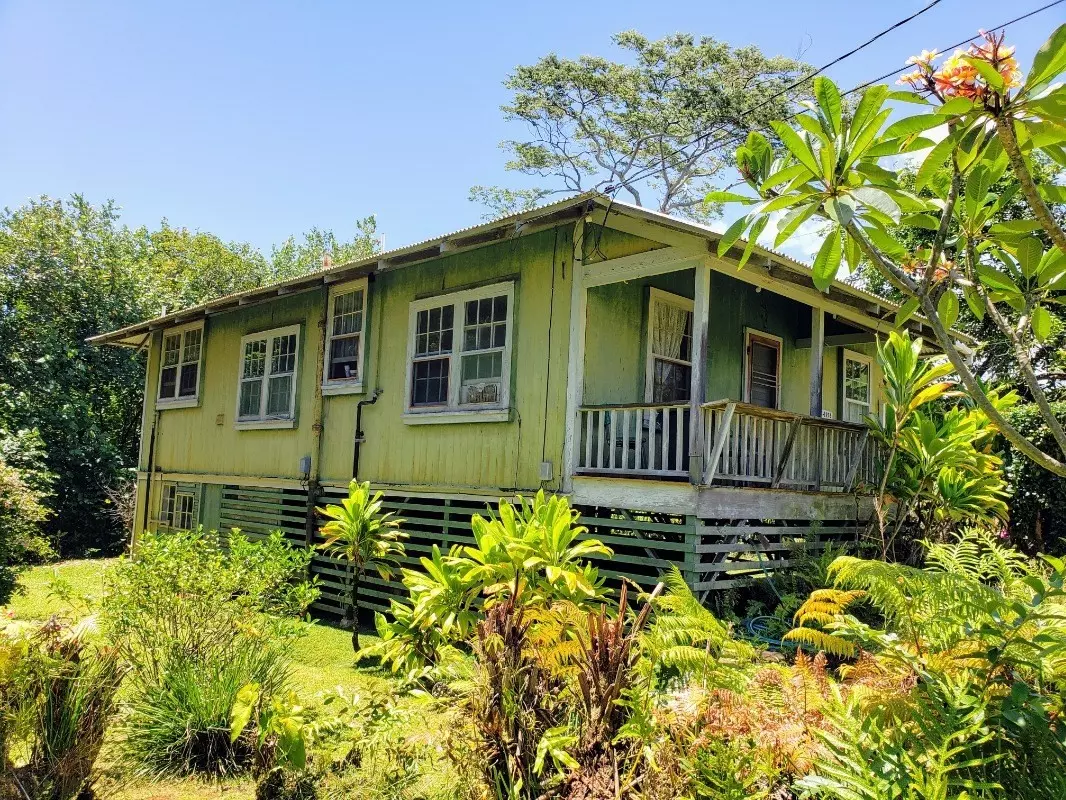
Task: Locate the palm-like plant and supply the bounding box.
[317,480,406,652]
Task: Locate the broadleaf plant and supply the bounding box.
[713,24,1066,477]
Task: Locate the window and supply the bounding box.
[843,351,872,423]
[323,279,368,394]
[405,282,514,422]
[745,330,782,409]
[157,323,203,407]
[236,325,300,428]
[158,483,198,531]
[645,289,694,403]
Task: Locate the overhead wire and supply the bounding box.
[613,0,1065,195]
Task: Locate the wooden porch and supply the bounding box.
[574,400,881,491]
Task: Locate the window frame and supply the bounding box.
[743,327,783,410]
[841,349,874,424]
[321,277,369,396]
[403,281,515,425]
[644,288,695,403]
[156,321,204,409]
[234,323,301,430]
[156,482,199,531]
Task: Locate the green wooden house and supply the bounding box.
[91,193,960,612]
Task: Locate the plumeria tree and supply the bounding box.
[713,24,1066,475]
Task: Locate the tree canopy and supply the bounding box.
[0,195,378,555]
[472,31,811,218]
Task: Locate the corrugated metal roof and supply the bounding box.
[89,191,967,346]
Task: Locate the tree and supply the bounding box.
[317,481,406,652]
[473,31,811,218]
[269,216,379,280]
[0,195,382,556]
[715,24,1066,477]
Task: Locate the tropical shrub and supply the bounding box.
[870,332,1012,560]
[103,528,313,777]
[0,429,55,604]
[317,480,406,651]
[0,616,126,800]
[361,492,611,677]
[1001,401,1066,552]
[786,530,1066,797]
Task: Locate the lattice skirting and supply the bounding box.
[211,483,863,617]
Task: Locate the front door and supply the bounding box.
[746,331,781,409]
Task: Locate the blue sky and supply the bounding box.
[1,1,1062,260]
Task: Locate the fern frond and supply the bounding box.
[782,627,857,659]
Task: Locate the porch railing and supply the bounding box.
[576,403,690,478]
[701,400,880,491]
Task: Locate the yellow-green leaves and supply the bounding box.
[1025,22,1066,93]
[937,290,960,330]
[1032,305,1053,342]
[812,229,842,290]
[895,297,920,328]
[771,120,823,177]
[814,76,842,135]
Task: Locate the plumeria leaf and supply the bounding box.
[850,187,900,222]
[716,214,751,257]
[705,190,755,205]
[937,290,960,330]
[915,129,961,192]
[976,262,1022,295]
[811,228,842,290]
[815,77,843,135]
[1014,236,1044,279]
[883,114,945,138]
[736,216,769,269]
[937,96,979,117]
[886,89,932,104]
[774,202,820,247]
[963,56,1005,91]
[771,120,823,177]
[902,213,940,230]
[760,163,811,192]
[964,286,986,321]
[1033,305,1053,342]
[1025,22,1066,92]
[895,296,920,327]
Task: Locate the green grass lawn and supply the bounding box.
[4,558,409,799]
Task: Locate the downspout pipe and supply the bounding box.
[303,297,329,548]
[352,389,382,480]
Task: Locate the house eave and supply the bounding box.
[88,191,974,349]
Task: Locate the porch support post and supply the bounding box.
[688,258,712,484]
[562,217,587,493]
[809,306,825,417]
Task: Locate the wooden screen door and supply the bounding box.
[746,332,781,409]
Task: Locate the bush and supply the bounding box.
[1001,402,1066,554]
[0,617,126,800]
[0,429,55,604]
[103,528,314,777]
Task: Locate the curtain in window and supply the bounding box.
[652,301,688,360]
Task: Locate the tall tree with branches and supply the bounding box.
[472,31,810,218]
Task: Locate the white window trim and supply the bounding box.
[234,324,301,431]
[743,327,783,409]
[322,277,368,396]
[156,482,199,531]
[644,288,695,402]
[403,281,515,424]
[842,349,874,423]
[156,321,204,409]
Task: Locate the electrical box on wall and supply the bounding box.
[299,455,312,477]
[539,461,553,481]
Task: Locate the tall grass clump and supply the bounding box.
[103,528,316,778]
[0,617,126,800]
